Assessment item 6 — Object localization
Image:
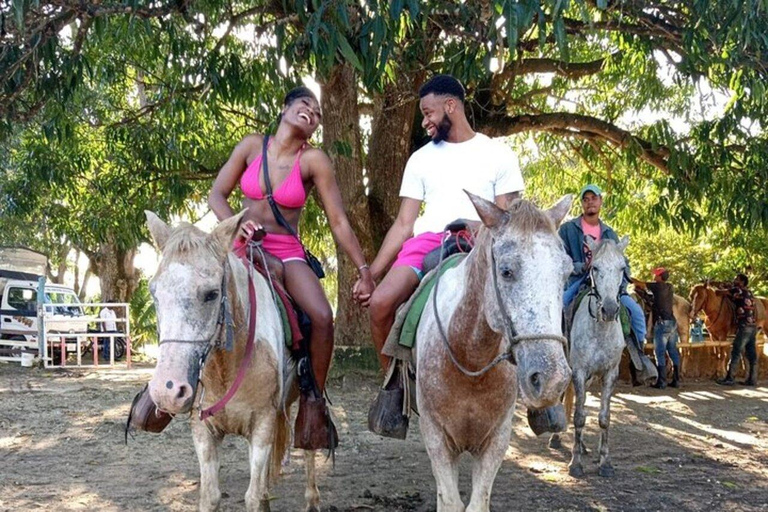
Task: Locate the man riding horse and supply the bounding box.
[560,184,652,375]
[353,74,525,434]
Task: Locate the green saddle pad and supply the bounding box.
[573,289,631,338]
[271,291,295,349]
[398,254,466,348]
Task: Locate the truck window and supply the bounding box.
[7,288,36,313]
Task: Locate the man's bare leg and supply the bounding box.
[369,266,420,370]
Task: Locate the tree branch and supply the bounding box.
[478,112,670,172]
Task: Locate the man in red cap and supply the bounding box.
[632,268,680,388]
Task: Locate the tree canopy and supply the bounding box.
[2,0,768,340]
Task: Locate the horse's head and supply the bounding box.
[689,282,708,318]
[467,191,573,409]
[584,236,629,322]
[144,211,244,414]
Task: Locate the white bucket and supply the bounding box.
[20,352,35,367]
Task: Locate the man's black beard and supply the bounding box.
[431,114,452,143]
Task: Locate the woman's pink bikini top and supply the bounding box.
[240,141,307,209]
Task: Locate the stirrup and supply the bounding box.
[367,361,410,440]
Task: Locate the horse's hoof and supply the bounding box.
[598,465,615,478]
[548,436,562,450]
[568,464,585,478]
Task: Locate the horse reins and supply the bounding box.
[431,234,567,378]
[585,266,622,322]
[157,247,260,422]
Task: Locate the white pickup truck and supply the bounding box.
[0,247,92,343]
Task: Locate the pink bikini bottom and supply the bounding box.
[233,233,306,262]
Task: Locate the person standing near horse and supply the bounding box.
[715,273,759,386]
[208,86,375,449]
[632,268,681,389]
[354,74,524,370]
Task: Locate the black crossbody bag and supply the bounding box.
[261,135,325,279]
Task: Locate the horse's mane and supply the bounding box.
[507,199,558,236]
[162,222,221,263]
[591,238,624,261]
[472,199,559,249]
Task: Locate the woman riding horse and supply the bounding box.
[209,86,375,449]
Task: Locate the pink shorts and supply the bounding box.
[392,232,444,275]
[233,233,306,262]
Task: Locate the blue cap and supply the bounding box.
[579,184,602,199]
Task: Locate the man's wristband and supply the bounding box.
[358,264,370,273]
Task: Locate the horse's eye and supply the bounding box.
[204,290,219,303]
[500,266,514,280]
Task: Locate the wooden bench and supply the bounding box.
[619,336,767,381]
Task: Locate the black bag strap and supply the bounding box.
[261,135,300,238]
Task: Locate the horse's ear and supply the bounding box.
[464,190,509,229]
[618,235,630,252]
[145,211,171,251]
[210,210,247,254]
[546,194,573,226]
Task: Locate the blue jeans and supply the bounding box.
[621,294,646,343]
[653,319,680,367]
[563,275,647,343]
[563,275,588,308]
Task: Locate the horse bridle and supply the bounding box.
[586,266,622,322]
[155,243,263,421]
[432,235,567,378]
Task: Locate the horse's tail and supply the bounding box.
[270,407,291,483]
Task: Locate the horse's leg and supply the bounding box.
[568,372,587,478]
[467,417,513,512]
[421,416,463,512]
[245,416,276,512]
[597,366,619,477]
[303,450,320,512]
[192,420,223,512]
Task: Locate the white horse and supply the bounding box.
[560,236,629,478]
[416,193,574,512]
[144,212,319,512]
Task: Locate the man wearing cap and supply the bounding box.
[632,268,680,388]
[559,184,647,346]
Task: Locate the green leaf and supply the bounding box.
[337,36,363,71]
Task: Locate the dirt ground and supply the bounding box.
[1,363,767,512]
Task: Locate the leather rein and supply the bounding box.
[586,266,622,322]
[432,235,567,378]
[157,245,262,422]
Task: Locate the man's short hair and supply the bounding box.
[736,273,749,286]
[419,75,465,102]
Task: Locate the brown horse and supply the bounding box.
[688,283,767,341]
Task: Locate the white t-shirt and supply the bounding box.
[399,133,524,235]
[100,307,117,332]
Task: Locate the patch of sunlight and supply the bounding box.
[724,387,768,399]
[615,393,676,404]
[0,435,25,449]
[646,421,740,452]
[694,391,725,400]
[675,416,764,448]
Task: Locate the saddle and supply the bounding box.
[564,287,631,340]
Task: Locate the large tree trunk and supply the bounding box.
[91,240,139,303]
[367,76,427,245]
[319,64,374,347]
